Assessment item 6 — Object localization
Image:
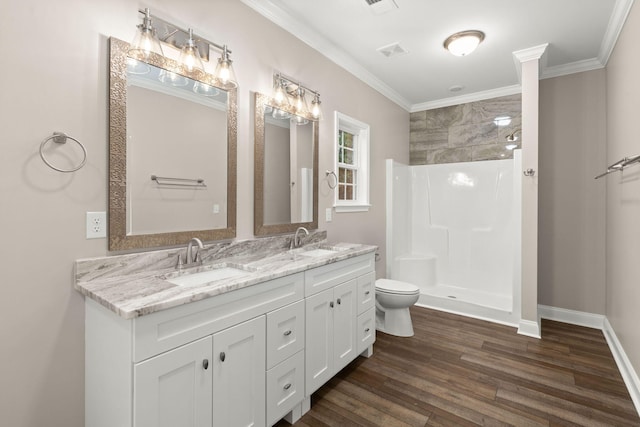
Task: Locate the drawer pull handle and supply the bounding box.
[329,301,334,308]
[283,383,292,390]
[220,352,226,362]
[365,291,370,295]
[202,359,209,370]
[337,298,342,305]
[283,330,292,336]
[365,328,370,333]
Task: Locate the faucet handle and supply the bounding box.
[176,254,184,269]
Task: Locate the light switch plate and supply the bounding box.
[86,212,107,239]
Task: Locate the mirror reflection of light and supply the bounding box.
[448,172,476,188]
[493,116,512,127]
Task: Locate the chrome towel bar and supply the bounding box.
[594,154,640,179]
[151,175,207,188]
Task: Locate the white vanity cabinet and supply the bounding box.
[303,253,375,396]
[83,251,376,427]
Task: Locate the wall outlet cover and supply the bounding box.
[86,212,107,239]
[326,208,332,222]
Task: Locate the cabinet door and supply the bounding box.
[134,336,212,427]
[333,279,357,372]
[305,288,334,395]
[212,316,266,427]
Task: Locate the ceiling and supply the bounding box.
[241,0,634,111]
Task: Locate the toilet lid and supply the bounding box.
[376,279,419,295]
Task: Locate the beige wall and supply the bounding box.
[605,1,640,374]
[0,1,408,426]
[538,69,607,314]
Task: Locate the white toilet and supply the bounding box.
[375,279,420,337]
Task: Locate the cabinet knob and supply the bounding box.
[283,383,292,390]
[202,359,209,370]
[365,291,370,295]
[283,330,292,336]
[337,298,342,305]
[329,301,334,308]
[220,352,226,362]
[365,328,370,333]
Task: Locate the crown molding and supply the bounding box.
[541,57,605,79]
[240,0,412,111]
[599,0,635,65]
[410,84,521,112]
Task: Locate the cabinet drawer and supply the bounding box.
[357,307,376,354]
[133,273,303,362]
[304,253,374,297]
[357,271,375,315]
[266,300,305,370]
[266,351,304,427]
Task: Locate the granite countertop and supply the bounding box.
[74,240,376,319]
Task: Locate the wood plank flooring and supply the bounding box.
[277,306,640,427]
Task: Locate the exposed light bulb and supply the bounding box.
[311,93,322,119]
[214,45,237,87]
[179,29,204,73]
[274,78,288,106]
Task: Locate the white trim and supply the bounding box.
[517,319,541,338]
[410,85,522,112]
[598,0,636,65]
[603,317,640,414]
[541,58,605,80]
[334,204,370,213]
[538,305,605,329]
[512,43,549,83]
[538,306,640,415]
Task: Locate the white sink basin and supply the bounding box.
[300,248,339,258]
[164,266,251,287]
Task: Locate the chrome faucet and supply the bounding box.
[177,237,204,269]
[290,227,309,249]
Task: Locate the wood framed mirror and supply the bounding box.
[108,37,237,250]
[254,92,318,236]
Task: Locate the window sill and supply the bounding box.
[334,204,371,213]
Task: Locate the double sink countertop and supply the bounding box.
[74,241,376,320]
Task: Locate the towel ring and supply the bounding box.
[39,132,87,173]
[325,170,338,189]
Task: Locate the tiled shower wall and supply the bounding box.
[410,94,522,165]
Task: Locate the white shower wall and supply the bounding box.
[386,153,522,325]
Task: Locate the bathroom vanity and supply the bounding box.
[75,239,376,427]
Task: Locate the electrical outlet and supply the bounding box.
[326,208,332,222]
[86,212,107,239]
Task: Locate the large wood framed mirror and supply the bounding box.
[109,37,237,250]
[254,92,319,236]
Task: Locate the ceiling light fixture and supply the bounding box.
[444,30,485,56]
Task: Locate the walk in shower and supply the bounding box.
[386,153,522,326]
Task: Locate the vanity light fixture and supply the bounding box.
[179,29,204,73]
[444,30,485,56]
[129,8,238,87]
[129,8,164,60]
[272,73,322,121]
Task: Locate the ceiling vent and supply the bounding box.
[377,42,409,58]
[365,0,398,15]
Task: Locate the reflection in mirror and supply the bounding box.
[126,62,228,235]
[109,38,237,251]
[254,93,318,236]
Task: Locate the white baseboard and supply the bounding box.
[517,319,541,338]
[539,305,640,416]
[603,317,640,414]
[538,305,605,329]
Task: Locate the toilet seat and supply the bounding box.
[376,279,419,295]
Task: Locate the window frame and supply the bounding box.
[334,111,370,212]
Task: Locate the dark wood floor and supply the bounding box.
[278,306,640,427]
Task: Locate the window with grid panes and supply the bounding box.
[334,112,370,212]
